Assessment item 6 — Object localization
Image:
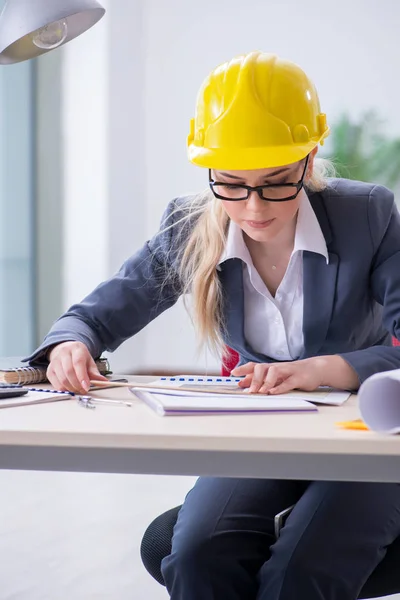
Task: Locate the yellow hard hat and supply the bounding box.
[187,51,329,170]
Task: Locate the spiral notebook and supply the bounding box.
[131,386,317,416]
[0,357,111,385]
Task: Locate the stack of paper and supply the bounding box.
[129,376,351,416]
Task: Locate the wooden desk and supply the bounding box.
[0,376,399,482]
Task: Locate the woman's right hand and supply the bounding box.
[47,341,108,393]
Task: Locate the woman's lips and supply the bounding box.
[245,218,275,229]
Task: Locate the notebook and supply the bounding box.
[0,357,111,385]
[358,368,400,434]
[150,376,351,406]
[0,389,72,409]
[131,386,318,416]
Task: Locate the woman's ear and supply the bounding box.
[306,147,319,179]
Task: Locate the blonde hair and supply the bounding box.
[167,157,335,357]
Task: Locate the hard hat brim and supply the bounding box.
[188,141,320,170]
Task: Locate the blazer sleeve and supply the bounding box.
[25,199,186,363]
[338,185,400,383]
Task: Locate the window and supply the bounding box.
[0,62,35,355]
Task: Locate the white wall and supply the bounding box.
[62,0,109,306]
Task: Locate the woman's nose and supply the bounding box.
[245,190,266,211]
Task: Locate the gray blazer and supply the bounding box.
[28,178,400,384]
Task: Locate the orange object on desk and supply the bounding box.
[336,419,369,431]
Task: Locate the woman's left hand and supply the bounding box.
[231,355,359,394]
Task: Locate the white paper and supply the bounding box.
[359,369,400,434]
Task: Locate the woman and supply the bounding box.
[29,52,400,600]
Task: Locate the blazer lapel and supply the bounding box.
[300,192,340,358]
[300,251,339,358]
[218,258,267,362]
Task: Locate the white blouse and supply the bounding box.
[218,193,329,360]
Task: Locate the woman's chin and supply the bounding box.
[243,224,279,243]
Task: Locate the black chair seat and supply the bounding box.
[140,505,180,585]
[140,505,400,599]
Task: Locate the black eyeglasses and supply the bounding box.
[209,154,309,202]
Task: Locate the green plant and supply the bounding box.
[324,111,400,189]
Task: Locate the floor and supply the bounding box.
[0,470,398,599]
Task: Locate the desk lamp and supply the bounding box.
[0,0,105,64]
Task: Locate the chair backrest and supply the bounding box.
[222,338,400,375]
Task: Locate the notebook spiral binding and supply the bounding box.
[15,366,47,386]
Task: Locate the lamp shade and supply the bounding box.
[0,0,105,64]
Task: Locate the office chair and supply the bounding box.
[141,341,400,598]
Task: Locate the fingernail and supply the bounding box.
[81,380,89,391]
